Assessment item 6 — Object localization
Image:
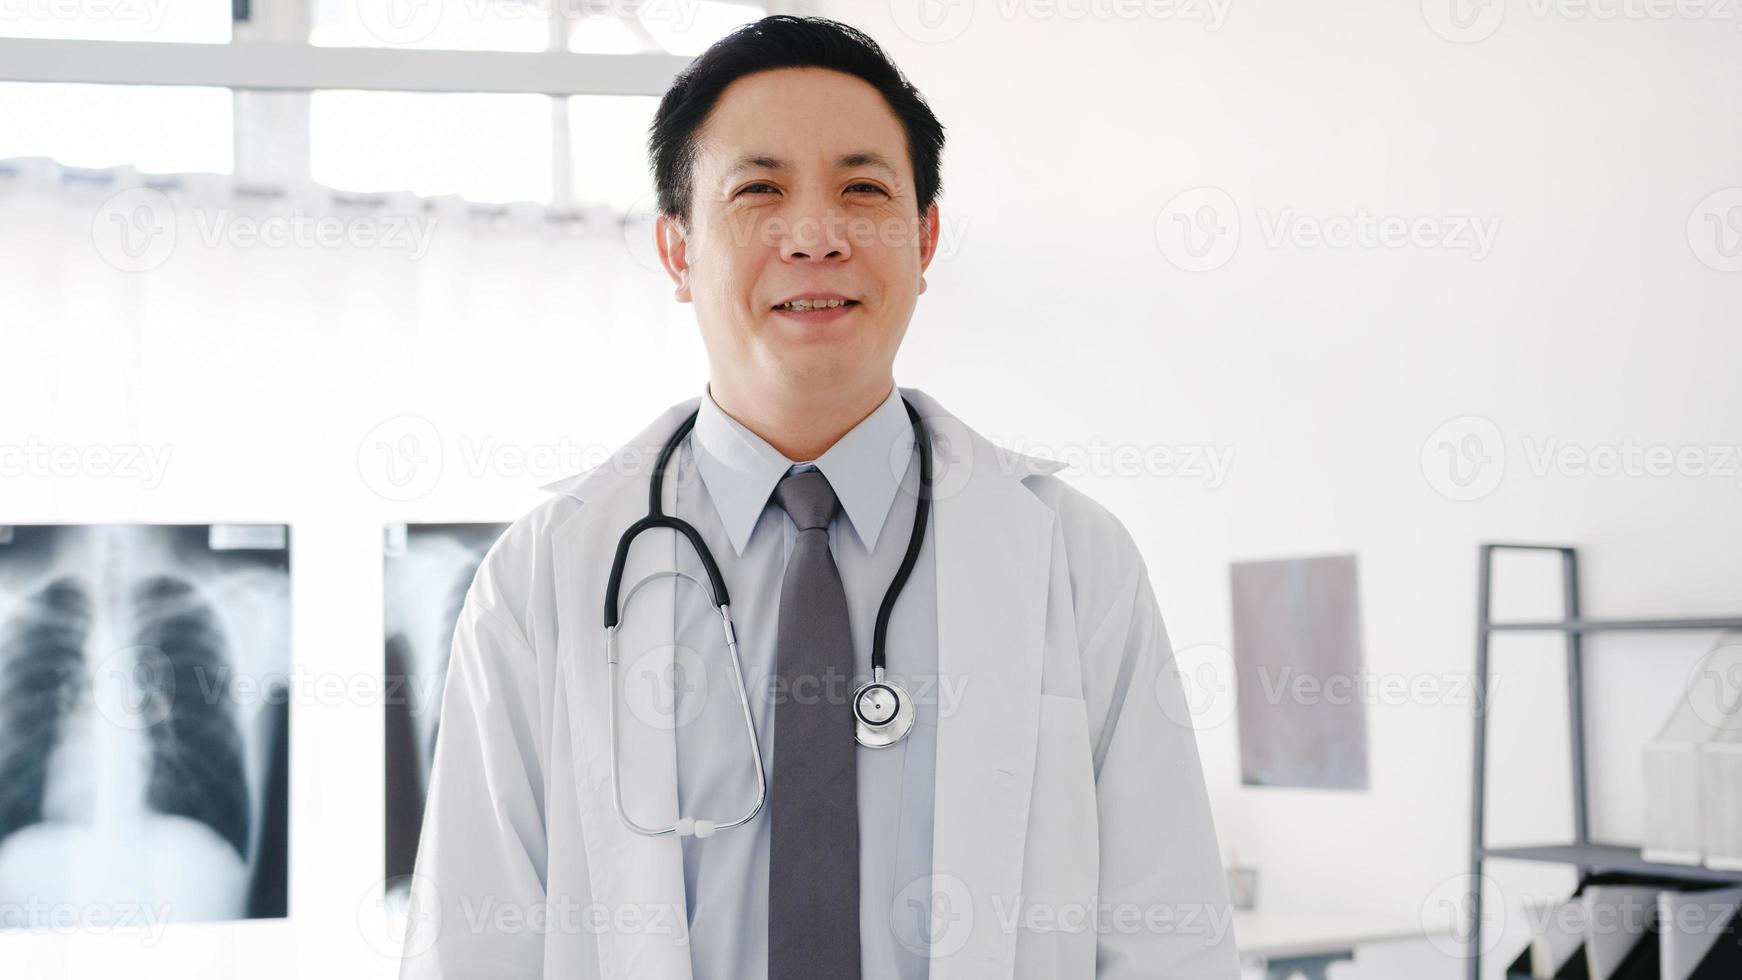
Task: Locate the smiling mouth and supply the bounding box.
[772,299,860,312]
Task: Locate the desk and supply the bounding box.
[1234,911,1444,980]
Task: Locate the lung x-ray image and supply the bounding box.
[382,522,507,898]
[0,524,290,926]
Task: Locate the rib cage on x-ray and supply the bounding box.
[0,577,91,850]
[383,522,508,889]
[0,524,290,925]
[132,575,253,859]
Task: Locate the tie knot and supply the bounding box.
[772,469,839,532]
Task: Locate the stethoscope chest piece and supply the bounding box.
[852,669,915,748]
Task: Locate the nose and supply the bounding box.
[779,192,852,263]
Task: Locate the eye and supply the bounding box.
[847,182,888,195]
[736,182,778,196]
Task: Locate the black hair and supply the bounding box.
[648,15,945,227]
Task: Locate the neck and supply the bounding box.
[708,373,894,462]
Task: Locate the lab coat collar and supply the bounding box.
[541,386,1068,980]
[537,385,1067,505]
[690,380,915,557]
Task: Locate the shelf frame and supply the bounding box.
[1465,543,1742,980]
[1481,843,1742,886]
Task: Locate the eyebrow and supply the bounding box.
[720,151,901,185]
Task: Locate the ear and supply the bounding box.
[917,202,941,295]
[656,212,693,303]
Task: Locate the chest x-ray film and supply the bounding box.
[0,523,290,925]
[382,522,508,896]
[1230,553,1370,790]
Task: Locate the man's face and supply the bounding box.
[657,67,940,396]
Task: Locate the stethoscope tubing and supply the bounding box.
[606,574,766,838]
[601,394,933,837]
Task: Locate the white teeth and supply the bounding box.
[777,298,852,311]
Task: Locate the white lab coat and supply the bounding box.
[400,386,1238,980]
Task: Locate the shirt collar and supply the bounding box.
[692,381,914,557]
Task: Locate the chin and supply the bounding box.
[762,317,868,357]
[767,346,866,388]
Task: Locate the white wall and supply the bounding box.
[809,0,1742,975]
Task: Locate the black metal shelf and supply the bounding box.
[1487,617,1742,634]
[1465,544,1742,980]
[1482,843,1742,886]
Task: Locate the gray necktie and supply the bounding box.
[766,469,860,980]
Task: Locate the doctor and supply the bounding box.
[401,14,1235,980]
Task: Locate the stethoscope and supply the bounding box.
[602,395,933,838]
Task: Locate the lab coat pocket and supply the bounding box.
[1013,693,1100,980]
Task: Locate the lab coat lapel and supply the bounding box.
[902,387,1063,980]
[551,400,698,980]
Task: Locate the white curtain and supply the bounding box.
[0,155,710,521]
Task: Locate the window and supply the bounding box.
[0,1,769,204]
[0,83,233,173]
[0,0,230,42]
[572,1,762,56]
[311,91,554,203]
[309,0,550,51]
[567,94,660,212]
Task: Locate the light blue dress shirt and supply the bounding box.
[663,380,937,979]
